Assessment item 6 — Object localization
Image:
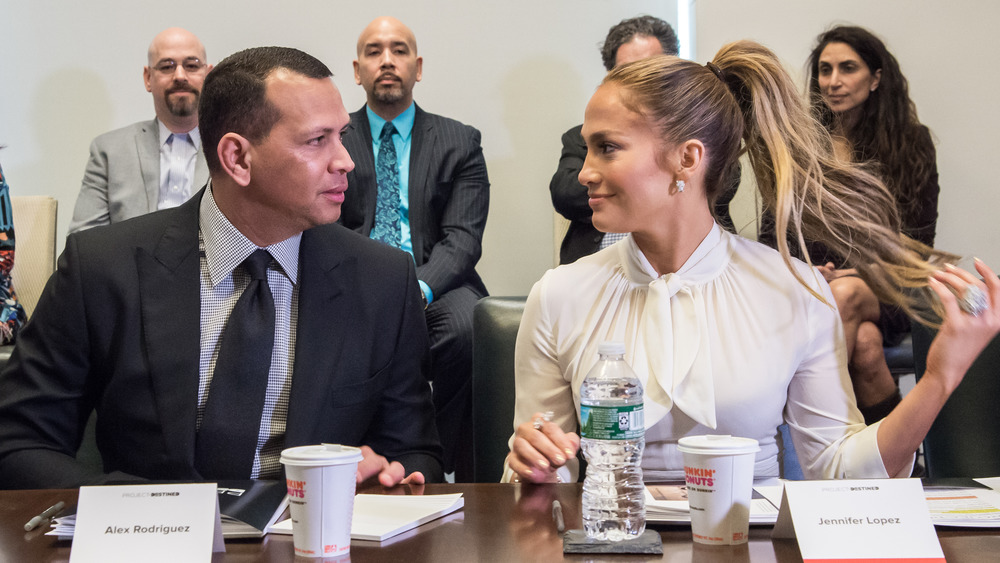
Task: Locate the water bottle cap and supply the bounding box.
[597,341,626,356]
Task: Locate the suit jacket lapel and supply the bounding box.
[137,193,202,466]
[347,108,377,235]
[408,106,433,265]
[285,226,349,445]
[137,119,161,214]
[194,148,209,191]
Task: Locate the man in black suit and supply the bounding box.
[340,17,489,480]
[551,15,739,264]
[0,46,442,489]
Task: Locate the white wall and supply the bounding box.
[0,0,675,296]
[3,1,994,296]
[694,0,1000,269]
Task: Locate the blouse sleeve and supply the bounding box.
[783,279,911,479]
[503,273,581,481]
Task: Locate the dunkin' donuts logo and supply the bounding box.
[684,466,715,487]
[286,479,306,498]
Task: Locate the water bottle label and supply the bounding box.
[580,404,644,440]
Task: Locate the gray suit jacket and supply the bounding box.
[68,119,209,234]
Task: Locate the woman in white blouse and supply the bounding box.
[506,42,1000,483]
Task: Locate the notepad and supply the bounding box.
[269,493,464,542]
[215,480,289,538]
[644,484,780,524]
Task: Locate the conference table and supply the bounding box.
[3,483,998,561]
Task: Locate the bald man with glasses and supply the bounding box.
[69,27,213,234]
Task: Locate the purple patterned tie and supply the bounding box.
[371,122,401,247]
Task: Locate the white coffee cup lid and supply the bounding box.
[279,444,364,467]
[677,435,760,455]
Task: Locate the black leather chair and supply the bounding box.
[913,321,1000,479]
[884,334,914,378]
[471,296,525,482]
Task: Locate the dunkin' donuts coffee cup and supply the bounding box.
[677,435,760,545]
[280,444,364,557]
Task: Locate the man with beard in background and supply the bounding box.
[69,27,213,233]
[340,17,489,481]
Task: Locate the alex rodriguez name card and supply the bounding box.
[772,478,944,562]
[70,483,224,563]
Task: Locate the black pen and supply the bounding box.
[24,500,66,531]
[552,500,565,532]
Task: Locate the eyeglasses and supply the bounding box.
[152,58,207,75]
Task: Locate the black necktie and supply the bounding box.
[196,249,276,479]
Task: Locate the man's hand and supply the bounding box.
[816,262,860,283]
[816,262,836,282]
[356,445,426,487]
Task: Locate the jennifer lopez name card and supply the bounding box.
[772,478,944,562]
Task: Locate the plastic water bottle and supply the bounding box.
[580,341,645,541]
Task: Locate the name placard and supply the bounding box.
[70,483,224,563]
[772,478,944,562]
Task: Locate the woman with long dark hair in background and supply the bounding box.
[806,25,940,424]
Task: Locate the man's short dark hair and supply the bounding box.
[600,15,679,71]
[199,46,333,173]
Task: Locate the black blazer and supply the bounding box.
[340,104,489,298]
[549,125,601,265]
[0,190,442,488]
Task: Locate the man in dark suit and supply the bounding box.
[551,16,739,264]
[340,17,489,480]
[0,46,442,489]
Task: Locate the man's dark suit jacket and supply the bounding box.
[340,104,489,298]
[0,190,442,488]
[550,124,741,264]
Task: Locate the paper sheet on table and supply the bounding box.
[974,476,1000,491]
[644,485,779,524]
[644,478,1000,528]
[269,493,463,541]
[924,487,1000,527]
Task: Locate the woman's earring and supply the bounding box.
[676,180,685,193]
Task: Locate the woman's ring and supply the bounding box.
[532,411,554,431]
[958,285,988,316]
